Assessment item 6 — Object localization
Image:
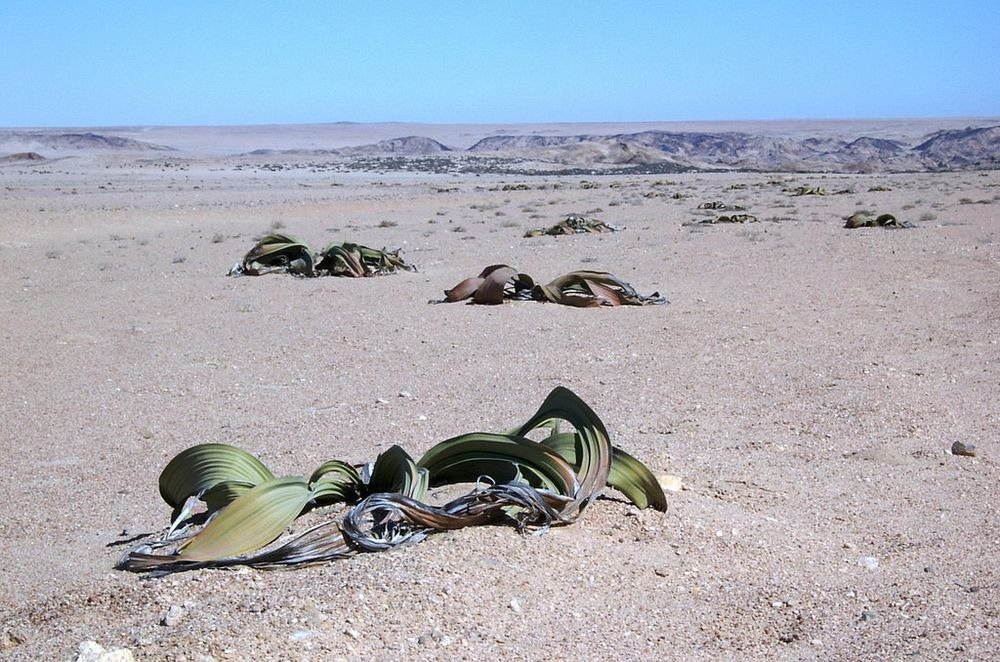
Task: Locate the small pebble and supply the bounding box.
[657,474,683,492]
[859,556,879,571]
[75,641,136,662]
[951,441,976,457]
[345,629,361,640]
[860,610,877,622]
[160,605,184,628]
[509,598,522,614]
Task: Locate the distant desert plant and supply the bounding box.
[228,233,415,277]
[524,214,622,237]
[788,186,827,196]
[440,265,665,307]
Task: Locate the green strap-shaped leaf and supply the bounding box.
[309,460,364,505]
[418,432,578,497]
[512,386,613,510]
[541,432,667,511]
[178,477,313,562]
[159,443,275,510]
[201,479,259,514]
[367,445,429,500]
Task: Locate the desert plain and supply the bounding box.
[0,119,997,660]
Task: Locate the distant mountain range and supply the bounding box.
[246,126,999,172]
[2,125,997,172]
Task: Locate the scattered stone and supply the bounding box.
[398,390,413,398]
[951,441,976,457]
[345,628,361,640]
[859,556,879,571]
[770,600,785,608]
[860,610,878,622]
[509,598,523,614]
[160,605,185,627]
[75,641,136,662]
[657,474,683,492]
[289,630,314,642]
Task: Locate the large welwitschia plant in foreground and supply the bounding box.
[118,387,667,574]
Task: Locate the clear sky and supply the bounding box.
[2,0,998,127]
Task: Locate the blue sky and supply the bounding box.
[2,1,998,127]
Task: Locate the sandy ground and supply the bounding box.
[0,129,997,660]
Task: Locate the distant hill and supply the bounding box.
[464,126,1000,172]
[336,135,453,156]
[0,151,45,164]
[246,135,453,157]
[913,126,1000,170]
[0,131,173,153]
